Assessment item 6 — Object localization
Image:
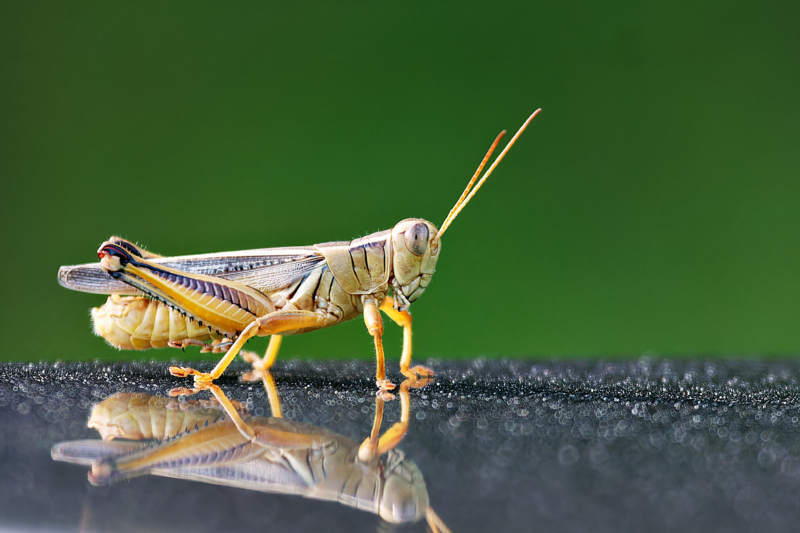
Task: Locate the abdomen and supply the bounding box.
[92,295,225,350]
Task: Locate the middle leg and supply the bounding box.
[241,334,283,382]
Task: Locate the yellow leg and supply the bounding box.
[206,383,324,449]
[261,370,283,419]
[241,334,283,383]
[170,311,322,386]
[357,377,428,462]
[262,334,283,368]
[364,299,393,390]
[205,384,256,440]
[372,396,387,446]
[240,365,283,418]
[357,389,386,462]
[375,378,410,455]
[241,350,283,418]
[380,296,433,382]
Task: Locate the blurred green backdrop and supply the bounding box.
[2,2,800,364]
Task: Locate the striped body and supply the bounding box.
[78,228,413,351]
[58,111,539,390]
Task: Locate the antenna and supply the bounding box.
[435,109,541,241]
[425,507,454,533]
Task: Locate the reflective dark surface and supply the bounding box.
[3,358,800,532]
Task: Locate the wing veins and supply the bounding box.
[59,246,326,296]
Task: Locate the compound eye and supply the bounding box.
[404,223,429,256]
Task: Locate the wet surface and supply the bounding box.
[2,357,800,532]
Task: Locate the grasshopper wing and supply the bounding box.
[59,238,325,295]
[51,439,146,465]
[155,460,313,496]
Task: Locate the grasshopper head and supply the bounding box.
[390,218,441,309]
[388,110,540,311]
[378,451,429,524]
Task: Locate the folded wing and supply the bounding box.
[59,243,326,296]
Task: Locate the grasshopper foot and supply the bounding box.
[240,350,269,383]
[169,386,199,397]
[401,364,434,380]
[201,338,234,354]
[169,366,216,387]
[168,339,206,352]
[377,379,396,391]
[169,365,197,378]
[408,376,433,389]
[169,379,216,397]
[377,389,395,402]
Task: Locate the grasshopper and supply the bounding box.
[52,375,452,531]
[58,110,541,389]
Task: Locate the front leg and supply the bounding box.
[357,377,430,462]
[363,298,394,391]
[170,311,323,386]
[380,296,434,382]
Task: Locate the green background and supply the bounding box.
[2,2,800,364]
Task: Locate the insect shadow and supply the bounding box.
[52,366,452,532]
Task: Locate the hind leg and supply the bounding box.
[170,311,323,386]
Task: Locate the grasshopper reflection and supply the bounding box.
[51,374,451,532]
